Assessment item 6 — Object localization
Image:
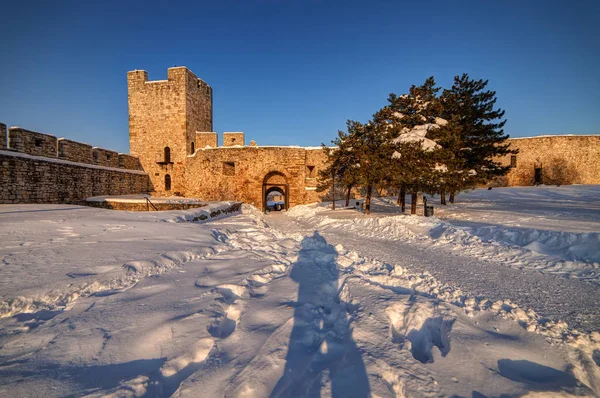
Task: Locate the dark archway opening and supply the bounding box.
[262,171,289,212]
[165,174,171,191]
[266,187,286,211]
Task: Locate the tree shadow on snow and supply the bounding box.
[270,232,370,398]
[495,358,592,396]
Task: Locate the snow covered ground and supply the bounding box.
[0,186,599,397]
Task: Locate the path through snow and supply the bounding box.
[1,188,599,397]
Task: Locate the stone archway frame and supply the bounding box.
[262,171,289,212]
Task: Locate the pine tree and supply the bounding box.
[382,77,443,213]
[322,119,396,215]
[432,74,517,201]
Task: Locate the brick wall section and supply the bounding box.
[118,154,143,170]
[223,132,245,147]
[9,127,57,158]
[58,138,93,164]
[0,123,6,150]
[499,136,600,185]
[128,67,213,194]
[92,147,119,168]
[0,152,149,204]
[196,132,218,148]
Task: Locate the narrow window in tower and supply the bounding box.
[164,147,171,163]
[223,162,235,176]
[307,165,316,178]
[34,138,42,148]
[165,174,172,191]
[191,142,195,154]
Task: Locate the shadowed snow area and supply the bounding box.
[0,186,599,397]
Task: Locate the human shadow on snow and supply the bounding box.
[270,232,370,398]
[0,358,166,397]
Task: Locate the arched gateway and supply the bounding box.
[262,171,289,212]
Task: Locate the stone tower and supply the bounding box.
[127,66,213,193]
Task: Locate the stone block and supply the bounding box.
[223,132,244,147]
[196,132,218,148]
[58,138,93,164]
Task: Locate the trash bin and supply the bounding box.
[425,205,434,217]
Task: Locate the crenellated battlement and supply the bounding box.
[195,132,218,149]
[9,127,58,158]
[3,125,142,171]
[223,132,245,147]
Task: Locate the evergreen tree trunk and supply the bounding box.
[399,185,406,213]
[449,191,455,204]
[345,184,352,207]
[440,188,446,205]
[365,185,373,214]
[410,191,417,215]
[331,173,336,210]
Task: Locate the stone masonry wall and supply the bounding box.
[92,147,119,168]
[499,136,600,185]
[304,148,328,202]
[118,154,143,170]
[183,146,328,208]
[196,132,218,149]
[0,152,149,204]
[0,123,6,150]
[9,127,57,158]
[1,124,148,204]
[58,138,93,164]
[185,70,213,154]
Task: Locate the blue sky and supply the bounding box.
[1,0,598,153]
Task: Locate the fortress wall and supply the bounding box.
[0,124,148,204]
[500,136,600,185]
[92,147,119,168]
[58,138,93,164]
[9,127,57,158]
[0,123,6,150]
[3,125,143,171]
[304,148,329,202]
[184,147,320,208]
[0,151,149,204]
[118,154,143,170]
